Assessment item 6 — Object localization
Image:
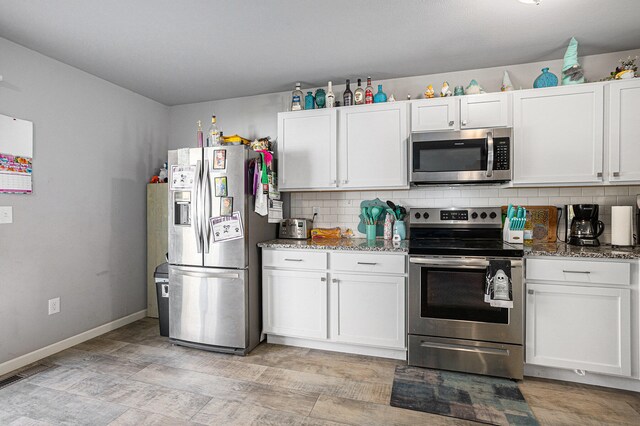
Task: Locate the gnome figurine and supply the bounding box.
[465,79,485,95]
[440,81,452,97]
[562,37,585,85]
[424,85,435,98]
[501,71,514,92]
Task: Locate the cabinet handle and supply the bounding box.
[341,180,348,184]
[528,289,534,295]
[320,277,327,282]
[357,262,377,265]
[596,172,603,177]
[448,120,454,126]
[284,258,303,262]
[562,270,590,274]
[332,278,339,283]
[461,120,467,126]
[332,179,337,184]
[613,172,620,177]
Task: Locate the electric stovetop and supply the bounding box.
[408,238,524,258]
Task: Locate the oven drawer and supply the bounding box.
[526,258,631,286]
[408,335,523,379]
[330,252,406,274]
[263,249,327,270]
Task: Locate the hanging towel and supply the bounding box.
[254,158,268,216]
[485,260,513,308]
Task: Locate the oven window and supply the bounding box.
[413,140,486,173]
[420,268,508,324]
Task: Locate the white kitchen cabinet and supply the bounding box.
[277,109,337,191]
[512,84,604,185]
[262,269,328,340]
[330,273,405,349]
[410,93,510,132]
[526,282,631,376]
[338,102,409,189]
[410,98,459,131]
[607,79,640,183]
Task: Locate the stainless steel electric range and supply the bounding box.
[407,207,525,379]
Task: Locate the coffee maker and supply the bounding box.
[566,204,605,246]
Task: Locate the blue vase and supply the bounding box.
[304,91,315,110]
[314,88,326,108]
[373,84,387,103]
[533,67,558,88]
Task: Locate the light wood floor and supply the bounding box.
[1,318,638,425]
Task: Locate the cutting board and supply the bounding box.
[501,205,558,242]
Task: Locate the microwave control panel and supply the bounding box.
[493,138,510,170]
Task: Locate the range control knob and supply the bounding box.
[471,212,478,219]
[423,212,430,219]
[414,212,421,219]
[480,212,488,219]
[489,212,497,219]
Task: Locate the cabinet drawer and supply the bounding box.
[526,258,630,286]
[330,252,405,274]
[263,249,327,270]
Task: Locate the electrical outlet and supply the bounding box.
[48,297,60,315]
[0,206,12,224]
[312,207,321,215]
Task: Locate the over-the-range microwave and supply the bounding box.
[410,128,512,185]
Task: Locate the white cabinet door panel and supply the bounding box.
[513,85,604,185]
[330,273,405,349]
[277,110,337,190]
[410,98,458,132]
[608,79,640,183]
[526,283,631,376]
[338,103,408,189]
[263,269,327,340]
[460,93,510,129]
[526,258,631,286]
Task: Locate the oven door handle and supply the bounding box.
[420,341,510,356]
[409,257,490,268]
[486,131,494,177]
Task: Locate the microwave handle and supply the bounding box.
[486,132,494,177]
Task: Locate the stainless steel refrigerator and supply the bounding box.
[167,146,277,355]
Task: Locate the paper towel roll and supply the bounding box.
[611,206,634,246]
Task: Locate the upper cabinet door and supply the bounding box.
[608,79,640,183]
[460,93,510,129]
[338,102,409,189]
[410,98,458,132]
[277,109,337,191]
[512,84,604,185]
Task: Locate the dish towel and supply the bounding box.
[485,260,513,308]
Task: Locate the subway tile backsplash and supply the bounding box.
[289,186,640,244]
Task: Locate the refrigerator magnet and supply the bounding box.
[213,149,226,170]
[210,211,244,243]
[214,176,227,196]
[170,165,196,190]
[220,197,233,216]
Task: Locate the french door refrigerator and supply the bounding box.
[167,146,276,355]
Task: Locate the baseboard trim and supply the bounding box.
[267,335,407,360]
[524,364,640,393]
[0,309,147,377]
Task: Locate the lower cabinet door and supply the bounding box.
[262,269,328,340]
[526,283,631,376]
[330,273,405,349]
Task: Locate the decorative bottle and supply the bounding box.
[533,68,558,88]
[343,79,353,106]
[373,84,387,103]
[291,83,303,110]
[314,88,326,108]
[354,79,365,105]
[206,115,220,147]
[326,81,336,108]
[196,120,203,148]
[365,76,374,104]
[384,213,394,240]
[304,91,315,110]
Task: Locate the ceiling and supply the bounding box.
[1,0,639,106]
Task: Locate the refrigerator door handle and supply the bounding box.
[194,159,204,254]
[203,160,212,253]
[171,265,240,279]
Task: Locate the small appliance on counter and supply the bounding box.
[279,218,313,239]
[565,204,604,246]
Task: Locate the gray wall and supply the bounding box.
[0,37,169,364]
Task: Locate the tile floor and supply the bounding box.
[1,318,638,425]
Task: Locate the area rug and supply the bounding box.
[390,365,539,425]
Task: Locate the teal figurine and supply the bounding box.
[453,85,464,96]
[373,84,387,103]
[314,88,326,108]
[533,67,558,88]
[304,91,315,110]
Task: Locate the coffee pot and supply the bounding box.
[566,204,605,246]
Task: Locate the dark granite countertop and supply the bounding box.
[526,242,640,260]
[258,238,409,253]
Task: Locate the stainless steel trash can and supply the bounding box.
[154,262,169,337]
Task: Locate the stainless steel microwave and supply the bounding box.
[410,128,512,185]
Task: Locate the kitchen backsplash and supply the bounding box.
[289,186,640,244]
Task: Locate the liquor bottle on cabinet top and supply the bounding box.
[365,76,374,104]
[291,83,303,111]
[354,78,365,105]
[196,120,204,147]
[206,115,220,147]
[326,81,336,108]
[343,79,353,106]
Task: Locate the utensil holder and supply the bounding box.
[365,224,377,241]
[393,220,406,240]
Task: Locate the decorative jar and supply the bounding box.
[533,67,558,88]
